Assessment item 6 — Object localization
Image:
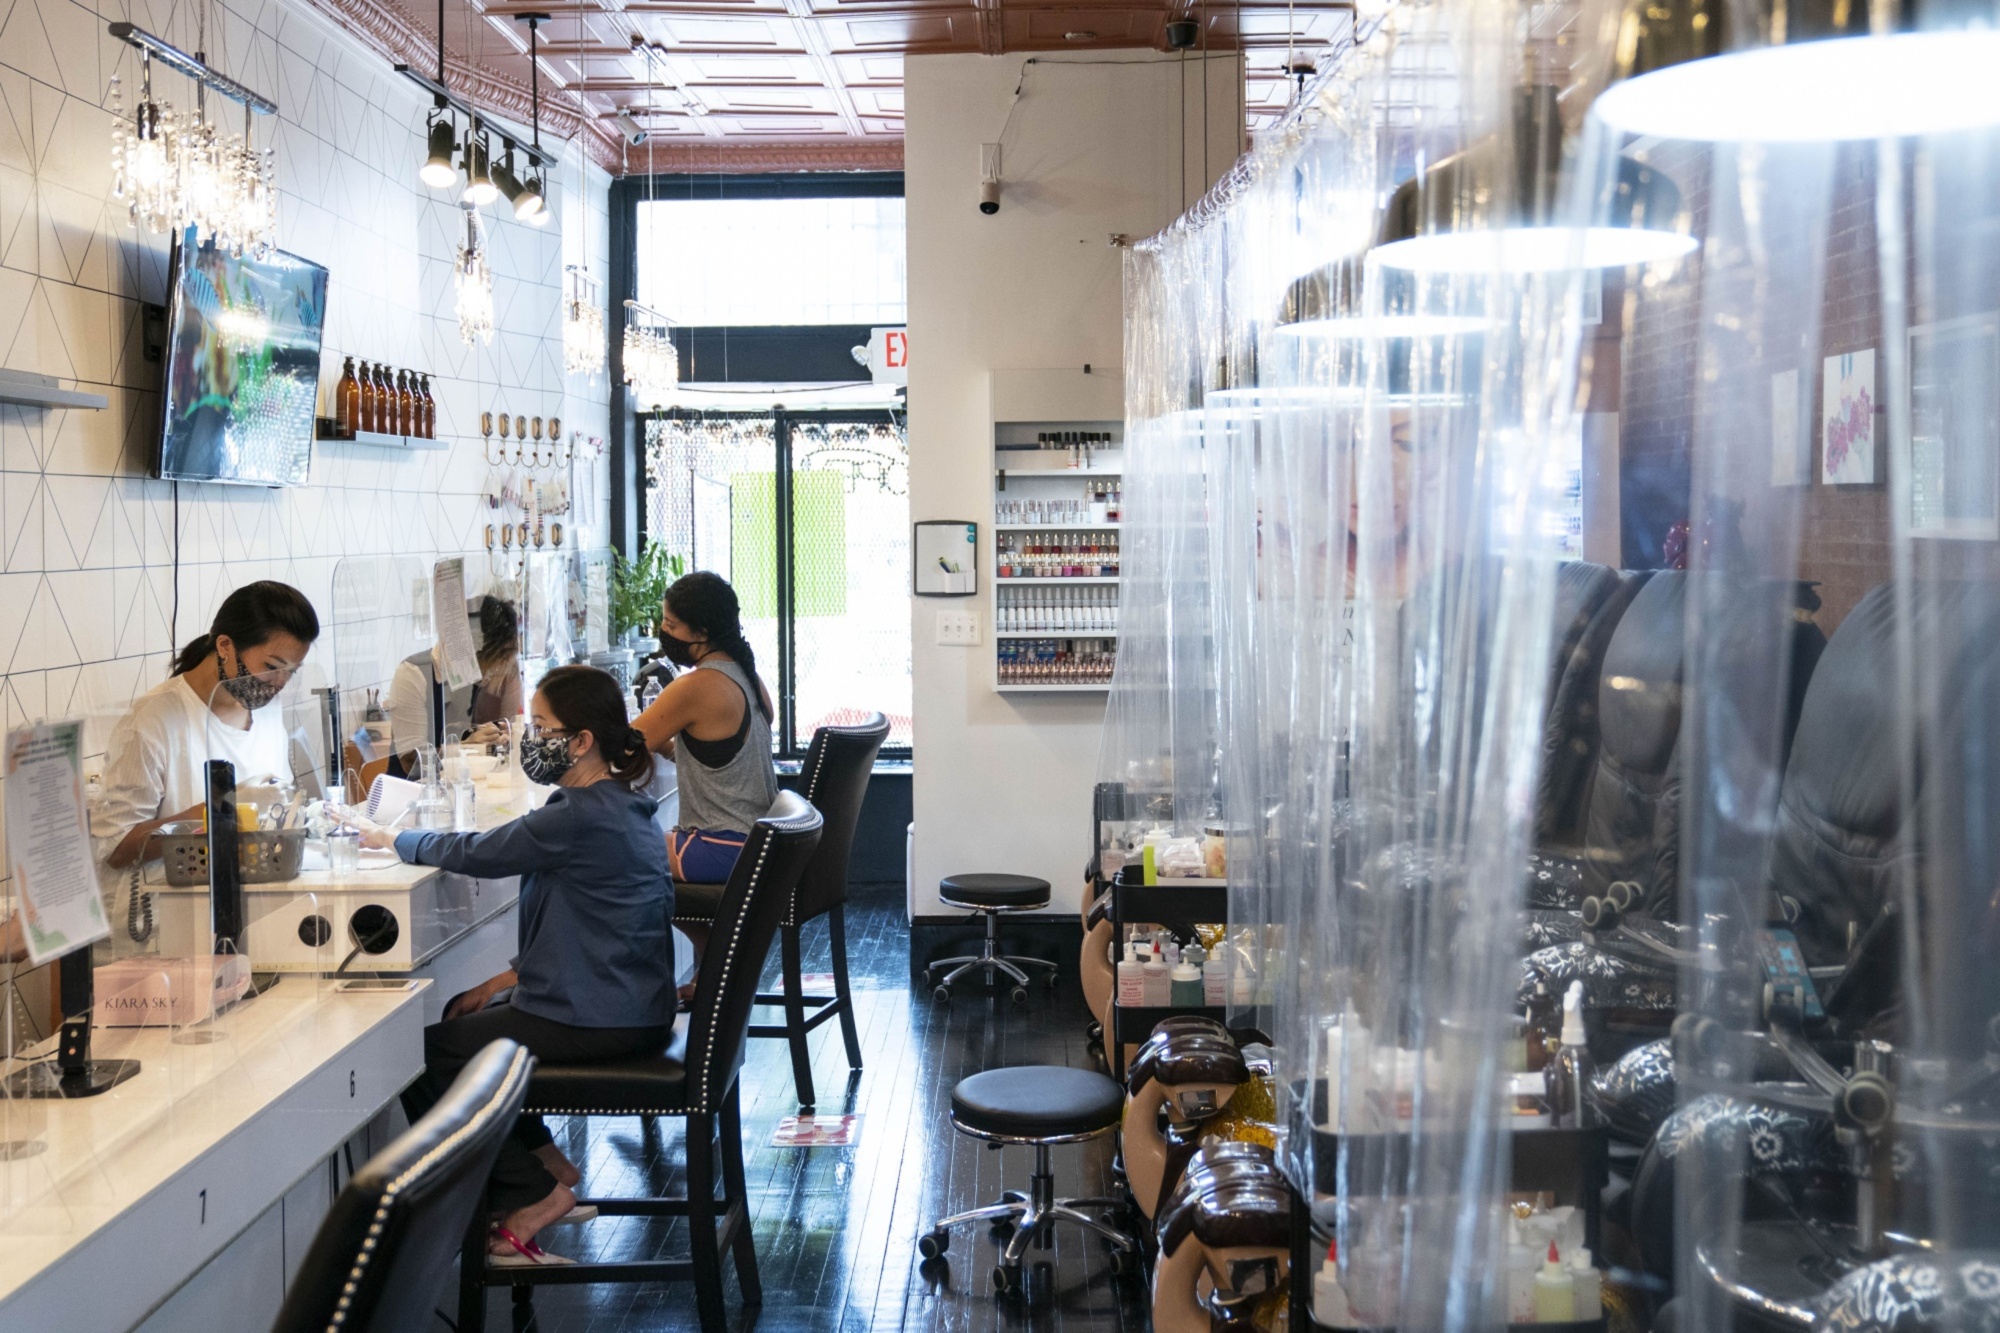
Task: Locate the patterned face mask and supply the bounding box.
[219,655,285,710]
[519,732,575,785]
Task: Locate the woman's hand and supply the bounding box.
[445,969,517,1020]
[350,816,400,851]
[464,722,503,746]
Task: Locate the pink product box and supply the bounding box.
[94,955,253,1028]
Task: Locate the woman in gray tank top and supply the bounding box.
[634,573,780,943]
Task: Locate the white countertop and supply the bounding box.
[0,980,427,1325]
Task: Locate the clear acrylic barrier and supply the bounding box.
[1560,50,2000,1327]
[329,555,432,782]
[1117,0,1599,1324]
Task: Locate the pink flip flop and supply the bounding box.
[487,1223,575,1267]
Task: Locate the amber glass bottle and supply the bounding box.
[357,361,377,433]
[394,370,413,438]
[419,374,437,438]
[334,356,360,438]
[375,364,395,434]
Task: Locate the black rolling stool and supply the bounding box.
[926,873,1058,1003]
[918,1066,1139,1294]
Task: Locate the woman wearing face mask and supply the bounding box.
[385,594,522,766]
[634,572,779,910]
[353,665,672,1266]
[92,582,320,935]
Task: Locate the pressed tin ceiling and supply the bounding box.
[307,0,1357,171]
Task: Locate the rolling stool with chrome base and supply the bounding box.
[918,1066,1140,1296]
[926,874,1059,1003]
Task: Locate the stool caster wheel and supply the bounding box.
[989,1218,1015,1240]
[1044,971,1059,989]
[1001,1190,1027,1203]
[992,1263,1022,1297]
[933,984,951,1002]
[1108,1245,1138,1277]
[918,1229,950,1259]
[1086,1021,1102,1041]
[1010,986,1029,1005]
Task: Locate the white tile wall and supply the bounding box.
[0,0,614,739]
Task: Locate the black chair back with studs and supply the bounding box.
[463,792,823,1333]
[275,1039,532,1333]
[749,713,887,1110]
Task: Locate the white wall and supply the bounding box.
[0,0,611,735]
[905,52,1239,919]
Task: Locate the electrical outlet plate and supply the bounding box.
[936,609,981,646]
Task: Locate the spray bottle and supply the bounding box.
[1547,980,1599,1128]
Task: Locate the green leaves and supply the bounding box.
[609,545,686,638]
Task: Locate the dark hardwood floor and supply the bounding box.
[472,885,1148,1332]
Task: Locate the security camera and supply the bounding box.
[616,108,648,146]
[979,142,1001,216]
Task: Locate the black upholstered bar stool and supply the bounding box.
[926,873,1058,1003]
[748,713,888,1111]
[918,1066,1138,1294]
[459,793,824,1333]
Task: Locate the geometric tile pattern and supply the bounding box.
[0,0,610,753]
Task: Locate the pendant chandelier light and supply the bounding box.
[107,22,277,256]
[455,203,495,345]
[558,0,603,376]
[618,45,679,408]
[564,266,606,378]
[623,300,679,407]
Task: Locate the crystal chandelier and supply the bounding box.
[564,265,605,379]
[622,301,678,408]
[108,36,276,257]
[455,205,495,346]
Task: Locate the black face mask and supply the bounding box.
[519,733,575,785]
[219,653,284,710]
[660,634,699,668]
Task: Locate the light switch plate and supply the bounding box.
[935,608,981,646]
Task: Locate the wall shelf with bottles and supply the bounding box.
[992,418,1122,693]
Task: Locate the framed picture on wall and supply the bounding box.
[1907,315,2000,540]
[1771,368,1811,486]
[1822,349,1877,485]
[914,520,978,595]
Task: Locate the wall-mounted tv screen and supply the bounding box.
[156,235,328,487]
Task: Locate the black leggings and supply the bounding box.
[400,1001,670,1214]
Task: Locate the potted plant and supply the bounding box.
[609,544,685,641]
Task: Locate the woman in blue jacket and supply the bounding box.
[361,665,673,1266]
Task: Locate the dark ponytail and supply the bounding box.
[172,581,321,677]
[536,665,653,789]
[663,571,770,718]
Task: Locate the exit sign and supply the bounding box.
[869,327,908,385]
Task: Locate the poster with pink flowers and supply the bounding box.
[1822,350,1877,485]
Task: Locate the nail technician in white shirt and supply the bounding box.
[89,582,320,937]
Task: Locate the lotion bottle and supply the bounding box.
[1202,942,1228,1004]
[1533,1241,1574,1323]
[1170,957,1203,1006]
[1116,943,1147,1007]
[1505,1222,1538,1323]
[1570,1246,1602,1320]
[1142,942,1171,1005]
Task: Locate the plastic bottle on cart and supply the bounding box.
[1141,942,1171,1005]
[1570,1246,1602,1320]
[1546,980,1599,1128]
[1533,1241,1573,1322]
[1169,957,1202,1007]
[1116,943,1146,1008]
[1505,1222,1538,1323]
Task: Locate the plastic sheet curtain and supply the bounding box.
[1096,239,1221,838]
[1557,11,2000,1326]
[1110,0,1596,1323]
